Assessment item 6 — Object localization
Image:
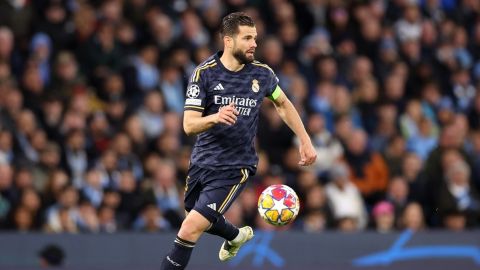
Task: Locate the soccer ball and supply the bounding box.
[257,184,300,226]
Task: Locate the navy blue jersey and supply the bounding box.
[184,52,280,172]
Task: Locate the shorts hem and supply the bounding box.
[192,206,219,224]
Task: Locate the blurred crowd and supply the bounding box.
[0,0,480,234]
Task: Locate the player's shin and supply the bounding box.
[160,236,195,270]
[205,215,239,241]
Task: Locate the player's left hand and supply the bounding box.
[298,141,317,166]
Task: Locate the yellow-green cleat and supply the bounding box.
[218,226,254,262]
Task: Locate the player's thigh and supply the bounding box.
[193,168,249,223]
[184,170,203,212]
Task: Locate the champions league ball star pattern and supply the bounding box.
[258,184,300,226]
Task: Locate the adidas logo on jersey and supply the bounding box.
[207,203,217,211]
[213,83,224,91]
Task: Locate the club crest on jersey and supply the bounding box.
[252,79,260,93]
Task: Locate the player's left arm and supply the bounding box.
[269,87,317,166]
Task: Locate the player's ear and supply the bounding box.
[224,35,233,49]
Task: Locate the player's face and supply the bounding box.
[232,26,257,64]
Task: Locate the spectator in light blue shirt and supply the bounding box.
[81,169,104,208]
[160,65,184,114]
[407,116,438,160]
[136,91,165,140]
[132,44,160,92]
[29,32,52,85]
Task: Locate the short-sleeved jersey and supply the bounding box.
[184,51,280,173]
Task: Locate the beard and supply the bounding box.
[232,48,254,64]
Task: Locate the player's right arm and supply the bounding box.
[183,103,239,136]
[184,61,239,136]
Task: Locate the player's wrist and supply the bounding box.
[298,135,312,146]
[211,113,221,124]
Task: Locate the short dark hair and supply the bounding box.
[220,12,255,38]
[38,244,65,266]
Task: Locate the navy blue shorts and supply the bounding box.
[184,165,250,223]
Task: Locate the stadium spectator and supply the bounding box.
[386,176,410,222]
[0,27,15,63]
[61,129,89,187]
[116,170,143,228]
[295,169,320,201]
[301,209,329,232]
[302,183,333,230]
[98,205,117,233]
[325,163,368,229]
[400,99,423,140]
[133,203,171,233]
[42,170,69,208]
[143,159,183,227]
[136,91,165,140]
[81,169,104,208]
[354,76,379,121]
[112,132,143,181]
[11,205,34,231]
[467,94,480,130]
[76,200,100,233]
[406,116,438,160]
[399,202,426,231]
[343,129,389,206]
[17,187,43,230]
[1,87,24,134]
[160,65,185,114]
[372,200,395,233]
[0,129,14,164]
[95,148,121,190]
[44,185,79,233]
[381,135,406,177]
[436,159,480,228]
[79,20,123,85]
[123,115,147,157]
[400,152,426,203]
[126,44,160,94]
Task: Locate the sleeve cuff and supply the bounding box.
[184,105,204,112]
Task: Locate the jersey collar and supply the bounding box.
[215,51,252,74]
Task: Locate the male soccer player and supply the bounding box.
[160,12,317,270]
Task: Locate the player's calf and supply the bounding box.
[177,211,210,242]
[160,235,195,270]
[205,216,239,241]
[160,211,210,270]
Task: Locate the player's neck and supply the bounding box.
[220,52,245,72]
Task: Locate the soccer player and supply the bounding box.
[160,12,317,269]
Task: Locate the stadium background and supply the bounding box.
[0,0,479,268]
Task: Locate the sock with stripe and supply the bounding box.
[160,236,195,270]
[205,216,239,241]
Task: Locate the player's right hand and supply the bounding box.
[298,140,317,166]
[216,102,239,125]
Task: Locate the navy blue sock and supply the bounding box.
[205,216,239,241]
[160,236,195,270]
